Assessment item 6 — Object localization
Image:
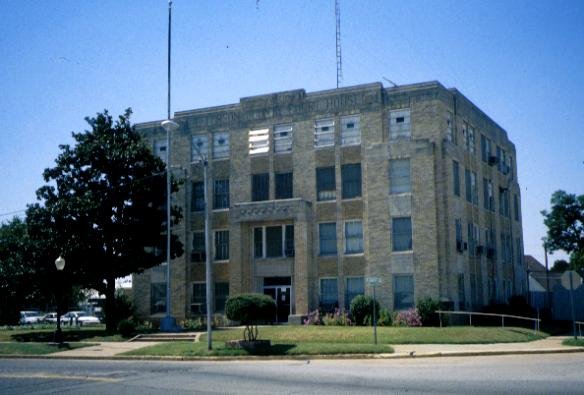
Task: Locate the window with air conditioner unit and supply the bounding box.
[274,124,293,153]
[314,119,335,148]
[341,115,360,146]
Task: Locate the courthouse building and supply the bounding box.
[132,81,525,323]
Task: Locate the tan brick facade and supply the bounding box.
[133,81,525,322]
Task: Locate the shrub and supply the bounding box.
[304,309,323,325]
[225,293,276,341]
[117,319,136,338]
[393,308,423,327]
[323,308,351,326]
[350,295,380,326]
[416,297,441,326]
[103,289,135,329]
[377,308,392,326]
[180,318,206,331]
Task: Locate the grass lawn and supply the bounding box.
[562,338,584,347]
[123,341,393,357]
[0,325,152,343]
[124,326,545,358]
[202,326,546,345]
[0,342,96,355]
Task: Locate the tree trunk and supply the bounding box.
[105,274,116,332]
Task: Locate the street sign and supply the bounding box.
[366,276,382,286]
[561,270,582,290]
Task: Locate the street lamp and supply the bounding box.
[54,256,65,344]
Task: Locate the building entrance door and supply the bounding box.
[263,277,292,322]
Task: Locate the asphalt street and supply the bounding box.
[1,353,583,394]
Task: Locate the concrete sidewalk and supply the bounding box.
[43,336,583,360]
[386,336,583,358]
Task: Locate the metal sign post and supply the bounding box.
[366,276,382,345]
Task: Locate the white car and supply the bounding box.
[19,311,42,325]
[62,311,101,326]
[41,312,66,324]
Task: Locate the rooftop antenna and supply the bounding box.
[335,0,342,88]
[383,77,398,87]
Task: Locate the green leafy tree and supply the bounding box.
[34,109,183,331]
[0,214,81,325]
[225,294,276,341]
[550,259,570,273]
[0,218,35,324]
[542,190,584,277]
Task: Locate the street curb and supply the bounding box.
[1,347,583,362]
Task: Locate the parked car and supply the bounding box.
[62,311,101,326]
[41,312,65,324]
[19,311,42,325]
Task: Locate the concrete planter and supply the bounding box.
[225,339,271,352]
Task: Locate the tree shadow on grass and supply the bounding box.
[12,329,113,342]
[240,343,296,356]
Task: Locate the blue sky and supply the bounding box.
[0,0,582,266]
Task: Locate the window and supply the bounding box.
[458,273,466,310]
[446,112,454,143]
[275,172,293,199]
[455,218,463,252]
[274,124,293,153]
[254,228,263,258]
[499,187,510,217]
[481,135,490,162]
[214,230,229,261]
[214,282,229,313]
[191,232,206,262]
[320,278,338,308]
[213,179,229,209]
[344,220,363,254]
[471,172,478,204]
[393,275,414,310]
[213,132,230,159]
[389,158,411,194]
[316,167,336,201]
[483,178,494,211]
[285,224,295,257]
[266,226,283,258]
[468,126,475,154]
[254,225,294,258]
[150,283,166,314]
[346,277,364,307]
[465,169,478,204]
[249,128,269,155]
[341,163,361,199]
[319,222,337,256]
[392,217,412,252]
[496,146,502,172]
[467,223,479,257]
[192,135,208,161]
[314,119,335,148]
[153,139,167,162]
[191,181,205,212]
[191,282,206,315]
[514,194,520,221]
[462,122,469,151]
[341,115,360,146]
[389,109,411,139]
[453,160,460,197]
[252,173,269,201]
